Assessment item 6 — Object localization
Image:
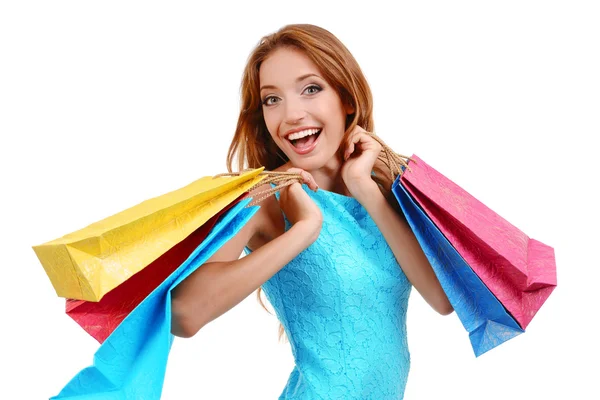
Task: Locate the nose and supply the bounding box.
[283,96,307,125]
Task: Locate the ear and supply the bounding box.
[344,101,355,115]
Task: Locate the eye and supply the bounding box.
[304,84,322,95]
[262,96,280,106]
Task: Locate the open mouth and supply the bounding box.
[288,128,322,150]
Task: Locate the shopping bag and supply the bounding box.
[51,196,259,400]
[33,168,264,302]
[399,155,556,329]
[65,193,246,343]
[393,180,524,356]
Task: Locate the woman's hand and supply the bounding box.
[278,167,323,238]
[341,125,381,202]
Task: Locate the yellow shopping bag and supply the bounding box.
[33,168,265,302]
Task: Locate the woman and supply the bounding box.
[171,23,453,399]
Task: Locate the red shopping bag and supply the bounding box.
[66,194,247,343]
[400,155,556,329]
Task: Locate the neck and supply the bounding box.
[282,152,351,197]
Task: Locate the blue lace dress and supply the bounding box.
[244,184,412,399]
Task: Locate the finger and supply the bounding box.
[304,171,319,191]
[346,126,368,145]
[354,132,381,152]
[294,169,318,191]
[351,125,367,135]
[284,168,305,186]
[344,132,364,160]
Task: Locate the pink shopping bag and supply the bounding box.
[400,155,556,329]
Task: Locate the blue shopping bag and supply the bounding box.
[51,197,258,399]
[392,177,524,356]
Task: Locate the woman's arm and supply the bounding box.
[357,183,454,316]
[171,218,320,337]
[171,176,323,338]
[340,126,453,315]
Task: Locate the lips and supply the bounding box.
[284,126,321,138]
[286,128,322,155]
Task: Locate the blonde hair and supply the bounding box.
[227,24,397,343]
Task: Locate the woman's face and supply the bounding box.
[259,47,353,171]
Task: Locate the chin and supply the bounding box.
[292,154,338,173]
[288,157,321,172]
[282,135,341,172]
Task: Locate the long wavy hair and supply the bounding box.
[227,24,399,343]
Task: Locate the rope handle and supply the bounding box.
[366,131,414,182]
[214,131,415,206]
[213,170,304,207]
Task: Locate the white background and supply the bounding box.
[2,1,598,399]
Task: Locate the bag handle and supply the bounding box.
[213,170,303,206]
[367,131,413,182]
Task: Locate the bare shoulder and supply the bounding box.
[372,158,404,214]
[247,181,281,240]
[247,168,288,250]
[203,173,286,262]
[373,158,397,187]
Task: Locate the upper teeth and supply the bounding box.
[287,128,320,141]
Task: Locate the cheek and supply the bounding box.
[262,110,279,139]
[319,96,346,124]
[320,103,347,137]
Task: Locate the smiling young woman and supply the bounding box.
[170,23,452,399]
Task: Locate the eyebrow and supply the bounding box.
[260,73,322,92]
